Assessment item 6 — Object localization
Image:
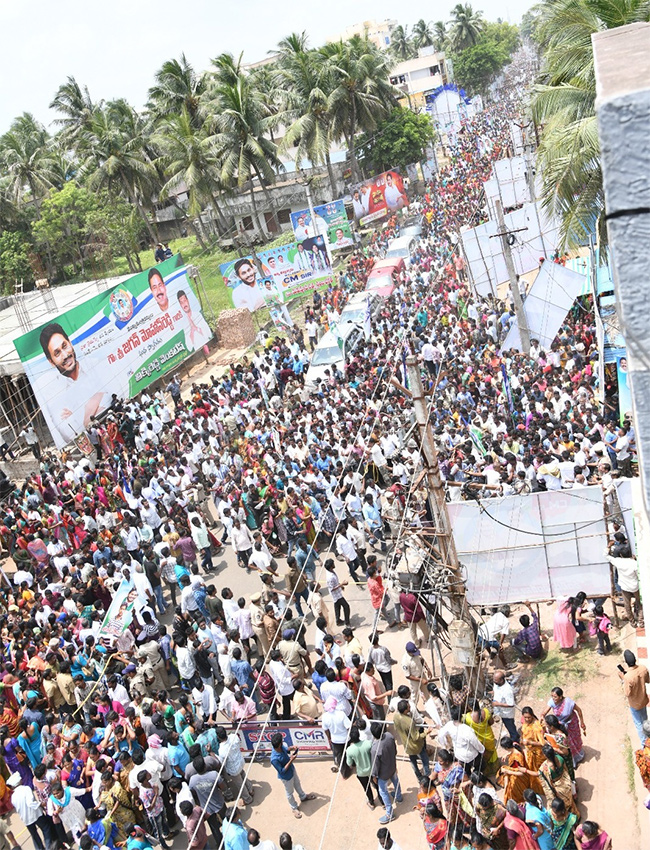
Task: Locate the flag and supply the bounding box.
[363,296,372,341]
[501,364,515,413]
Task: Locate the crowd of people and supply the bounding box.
[0,53,637,850]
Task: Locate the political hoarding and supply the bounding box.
[13,255,211,450]
[98,577,140,639]
[290,200,354,252]
[351,169,409,226]
[220,236,333,313]
[236,723,330,755]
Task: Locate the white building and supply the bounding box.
[388,49,449,109]
[329,19,398,50]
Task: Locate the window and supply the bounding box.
[241,216,254,231]
[430,66,440,75]
[277,208,292,225]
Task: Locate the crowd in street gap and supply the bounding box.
[0,92,631,850]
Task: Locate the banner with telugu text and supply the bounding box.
[14,255,211,448]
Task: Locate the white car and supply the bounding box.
[305,323,364,387]
[339,292,381,328]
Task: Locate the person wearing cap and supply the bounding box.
[401,642,432,699]
[9,771,55,850]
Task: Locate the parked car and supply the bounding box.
[365,257,405,298]
[339,291,381,328]
[305,323,364,386]
[401,222,423,242]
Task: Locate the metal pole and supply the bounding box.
[495,199,531,354]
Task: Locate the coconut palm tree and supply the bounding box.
[147,55,206,127]
[433,21,448,51]
[0,113,56,209]
[448,3,485,51]
[154,108,228,241]
[50,77,98,150]
[389,25,415,61]
[324,37,397,182]
[206,57,282,237]
[532,0,650,249]
[412,19,435,49]
[79,100,158,242]
[277,43,339,194]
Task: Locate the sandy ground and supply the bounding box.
[6,342,650,848]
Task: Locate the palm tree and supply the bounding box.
[389,25,414,61]
[412,19,435,49]
[277,43,339,194]
[0,113,56,209]
[247,63,283,145]
[532,0,650,249]
[50,77,98,149]
[147,55,206,127]
[324,37,397,182]
[154,108,228,242]
[276,31,309,57]
[206,57,282,237]
[433,21,448,51]
[79,100,158,242]
[448,3,485,51]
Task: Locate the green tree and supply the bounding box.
[32,182,98,276]
[324,37,397,182]
[412,19,435,48]
[482,20,520,54]
[448,3,485,50]
[433,21,448,50]
[0,231,33,292]
[532,0,650,250]
[357,107,435,174]
[0,113,55,210]
[86,192,146,274]
[50,77,98,150]
[147,55,206,127]
[452,36,511,95]
[389,25,415,60]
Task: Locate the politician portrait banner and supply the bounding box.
[351,169,409,226]
[14,255,211,449]
[290,200,354,252]
[220,236,333,313]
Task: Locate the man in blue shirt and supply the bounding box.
[362,494,387,553]
[221,807,249,850]
[269,732,315,818]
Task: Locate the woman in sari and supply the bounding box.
[464,702,498,774]
[520,708,546,776]
[422,801,448,849]
[547,797,578,850]
[99,769,137,841]
[86,807,118,849]
[499,738,540,804]
[475,793,509,849]
[0,725,33,787]
[523,789,554,850]
[297,499,316,545]
[537,745,579,816]
[432,749,473,832]
[547,688,586,766]
[0,752,12,816]
[503,799,541,850]
[574,821,611,850]
[543,715,575,781]
[17,718,41,769]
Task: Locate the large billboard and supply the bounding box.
[14,256,211,448]
[220,237,333,312]
[351,169,409,226]
[290,200,354,252]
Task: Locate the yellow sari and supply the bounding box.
[520,718,546,773]
[464,709,498,768]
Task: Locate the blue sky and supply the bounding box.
[0,0,533,134]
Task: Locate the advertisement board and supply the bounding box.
[13,256,210,449]
[351,169,409,226]
[220,237,333,313]
[290,200,354,252]
[236,723,330,754]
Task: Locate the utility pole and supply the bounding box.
[494,199,531,355]
[404,355,482,694]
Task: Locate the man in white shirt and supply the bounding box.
[477,605,511,669]
[437,706,485,766]
[492,670,519,741]
[231,259,265,312]
[9,772,52,849]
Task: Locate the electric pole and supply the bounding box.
[404,355,483,694]
[495,199,531,355]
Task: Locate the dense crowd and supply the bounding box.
[0,60,633,850]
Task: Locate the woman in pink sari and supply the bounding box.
[504,800,541,849]
[553,598,577,649]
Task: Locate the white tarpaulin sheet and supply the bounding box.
[501,261,588,351]
[484,157,530,217]
[448,487,613,605]
[461,202,561,297]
